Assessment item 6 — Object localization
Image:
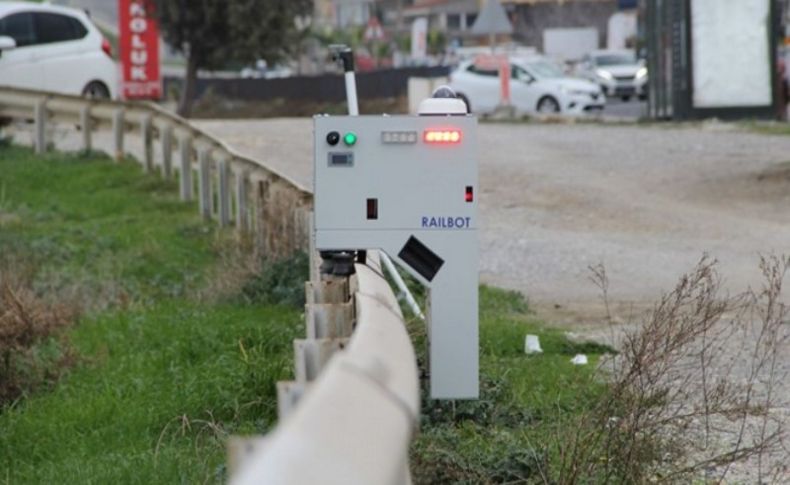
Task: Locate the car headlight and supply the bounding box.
[569,90,590,96]
[636,67,648,79]
[596,69,614,81]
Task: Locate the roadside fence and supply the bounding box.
[0,86,419,484]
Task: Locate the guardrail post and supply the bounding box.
[161,124,173,178]
[198,148,212,220]
[141,114,153,173]
[34,99,47,154]
[294,338,347,382]
[112,108,124,161]
[179,137,193,201]
[254,180,269,257]
[293,208,307,254]
[217,158,231,227]
[79,105,91,152]
[308,212,319,284]
[276,381,305,420]
[306,301,354,339]
[235,170,249,234]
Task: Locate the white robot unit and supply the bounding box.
[313,111,479,399]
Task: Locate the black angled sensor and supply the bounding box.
[326,131,340,146]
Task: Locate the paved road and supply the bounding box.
[603,98,646,120]
[195,118,790,317]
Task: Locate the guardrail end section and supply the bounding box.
[276,381,306,420]
[227,436,270,478]
[294,338,348,382]
[305,301,354,339]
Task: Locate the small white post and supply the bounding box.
[140,114,153,172]
[161,124,173,178]
[179,137,193,201]
[198,148,212,220]
[235,170,249,234]
[308,212,319,284]
[80,105,92,152]
[112,108,124,161]
[34,100,47,154]
[218,158,231,227]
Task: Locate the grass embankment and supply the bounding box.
[0,146,303,483]
[0,144,615,484]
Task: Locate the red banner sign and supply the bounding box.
[119,0,161,100]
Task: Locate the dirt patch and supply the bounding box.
[756,161,790,183]
[0,212,20,227]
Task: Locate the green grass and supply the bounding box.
[740,119,790,136]
[0,144,616,483]
[0,145,303,483]
[0,147,216,303]
[411,286,613,483]
[1,303,300,483]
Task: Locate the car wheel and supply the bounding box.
[82,81,110,99]
[457,93,471,114]
[536,96,560,114]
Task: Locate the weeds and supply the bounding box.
[0,257,79,406]
[201,238,309,309]
[543,256,790,483]
[411,257,788,484]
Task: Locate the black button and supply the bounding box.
[326,131,340,146]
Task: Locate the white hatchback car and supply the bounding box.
[449,57,604,116]
[0,2,117,98]
[577,50,647,101]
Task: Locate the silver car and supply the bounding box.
[577,50,647,101]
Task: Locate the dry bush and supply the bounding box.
[198,237,260,303]
[0,258,79,405]
[545,256,789,484]
[199,237,309,308]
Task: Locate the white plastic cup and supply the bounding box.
[570,354,588,365]
[525,334,543,354]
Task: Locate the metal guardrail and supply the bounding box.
[231,253,419,485]
[0,86,311,258]
[0,86,419,484]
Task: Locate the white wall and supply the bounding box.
[691,0,772,108]
[607,11,637,50]
[543,28,598,62]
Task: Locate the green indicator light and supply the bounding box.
[343,132,358,146]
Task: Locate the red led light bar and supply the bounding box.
[424,129,462,144]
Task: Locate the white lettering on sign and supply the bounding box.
[129,2,145,17]
[130,17,148,33]
[131,50,148,64]
[132,34,145,49]
[421,216,472,229]
[131,66,147,80]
